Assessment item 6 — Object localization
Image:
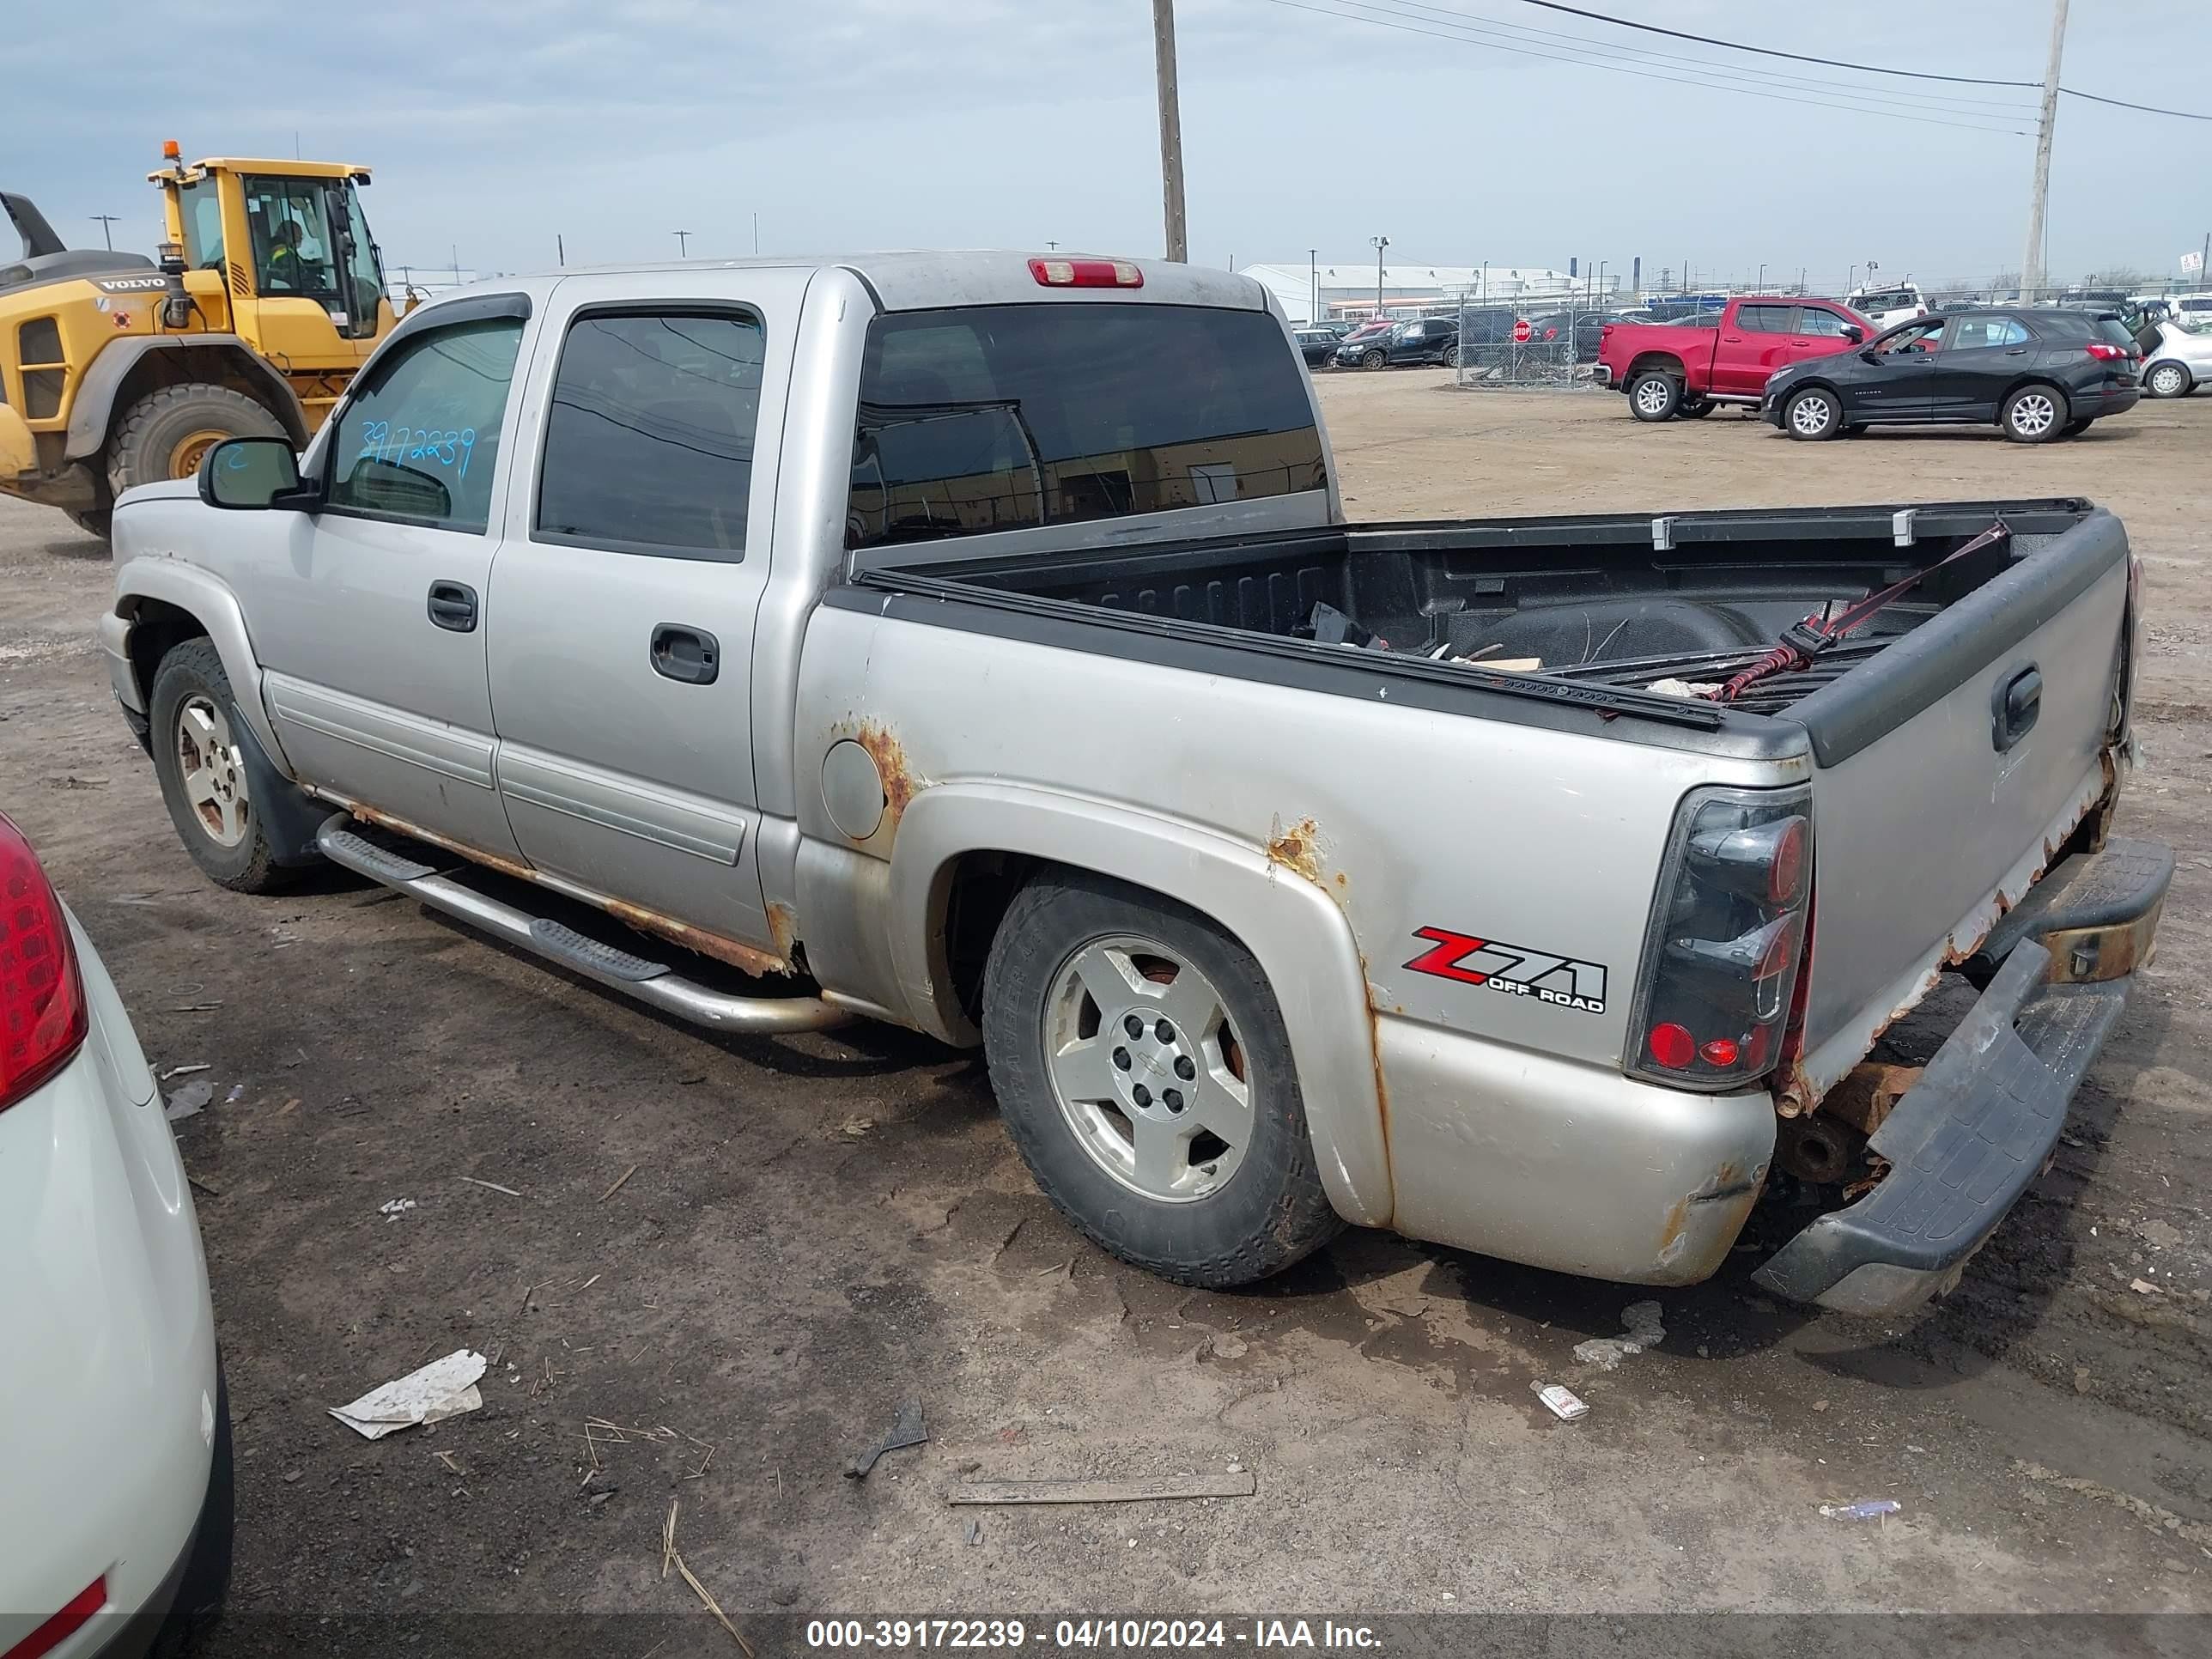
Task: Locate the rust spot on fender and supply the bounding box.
[346,804,796,978]
[1266,817,1323,884]
[854,721,917,830]
[766,900,799,963]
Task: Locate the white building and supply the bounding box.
[1239,260,1611,325]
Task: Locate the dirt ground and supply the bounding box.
[3,379,2209,1650]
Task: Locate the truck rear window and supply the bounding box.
[847,303,1326,550]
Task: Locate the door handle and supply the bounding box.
[426,580,477,633]
[1992,664,2042,753]
[2005,347,2028,356]
[1723,335,1743,343]
[650,623,720,685]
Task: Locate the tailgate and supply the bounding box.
[1784,509,2132,1104]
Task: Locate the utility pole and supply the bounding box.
[753,213,759,256]
[1151,0,1188,262]
[673,229,691,258]
[90,215,119,250]
[1371,235,1389,316]
[2022,0,2070,305]
[556,234,565,267]
[1310,249,1318,325]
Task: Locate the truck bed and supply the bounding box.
[860,498,2107,733]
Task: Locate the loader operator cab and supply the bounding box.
[235,172,384,339]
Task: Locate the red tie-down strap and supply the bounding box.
[1712,520,2013,702]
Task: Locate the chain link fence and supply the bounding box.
[1449,292,1608,390]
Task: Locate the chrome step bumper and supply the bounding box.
[315,816,851,1036]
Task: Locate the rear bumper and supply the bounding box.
[1593,363,1613,386]
[2092,386,2141,416]
[1755,837,2172,1315]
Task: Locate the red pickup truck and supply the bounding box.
[1598,297,1874,421]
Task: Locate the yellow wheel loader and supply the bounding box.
[0,142,400,538]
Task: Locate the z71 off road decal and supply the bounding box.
[1404,927,1609,1015]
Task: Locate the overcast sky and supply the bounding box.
[11,0,2209,293]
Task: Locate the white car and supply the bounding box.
[1844,283,1928,331]
[2141,319,2212,398]
[0,811,229,1657]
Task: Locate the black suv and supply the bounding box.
[1337,315,1463,368]
[1762,307,2141,442]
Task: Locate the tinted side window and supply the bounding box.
[1795,307,1854,337]
[1950,316,2032,349]
[1737,305,1793,332]
[535,311,764,559]
[848,304,1326,551]
[327,317,525,532]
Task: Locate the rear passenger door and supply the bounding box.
[483,270,807,957]
[1929,314,2033,421]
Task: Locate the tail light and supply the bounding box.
[1029,257,1143,289]
[1,811,88,1112]
[1626,786,1811,1091]
[1,1576,106,1659]
[2085,342,2128,362]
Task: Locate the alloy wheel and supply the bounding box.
[2010,391,2057,438]
[1041,935,1252,1203]
[176,694,251,848]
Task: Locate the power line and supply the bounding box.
[1505,0,2038,87]
[1506,0,2209,119]
[1255,0,2033,135]
[1378,0,2037,112]
[2061,86,2212,122]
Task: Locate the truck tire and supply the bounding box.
[981,870,1341,1288]
[149,639,306,893]
[2000,383,2066,444]
[1782,386,1844,441]
[1627,370,1681,422]
[106,383,286,500]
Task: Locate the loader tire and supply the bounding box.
[107,384,286,500]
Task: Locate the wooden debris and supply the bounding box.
[949,1471,1256,1505]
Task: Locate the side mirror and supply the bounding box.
[1859,349,1881,365]
[1842,325,1864,343]
[200,436,307,510]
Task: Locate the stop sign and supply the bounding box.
[1512,317,1534,343]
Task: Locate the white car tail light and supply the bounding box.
[0,811,88,1112]
[2,1576,107,1659]
[1626,786,1812,1089]
[1028,257,1144,289]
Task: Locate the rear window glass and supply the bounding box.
[848,304,1325,550]
[1852,290,1916,313]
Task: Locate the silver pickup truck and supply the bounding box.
[100,252,2170,1315]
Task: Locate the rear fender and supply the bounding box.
[886,782,1395,1227]
[111,558,292,773]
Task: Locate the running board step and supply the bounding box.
[321,824,438,884]
[315,814,849,1036]
[528,917,668,983]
